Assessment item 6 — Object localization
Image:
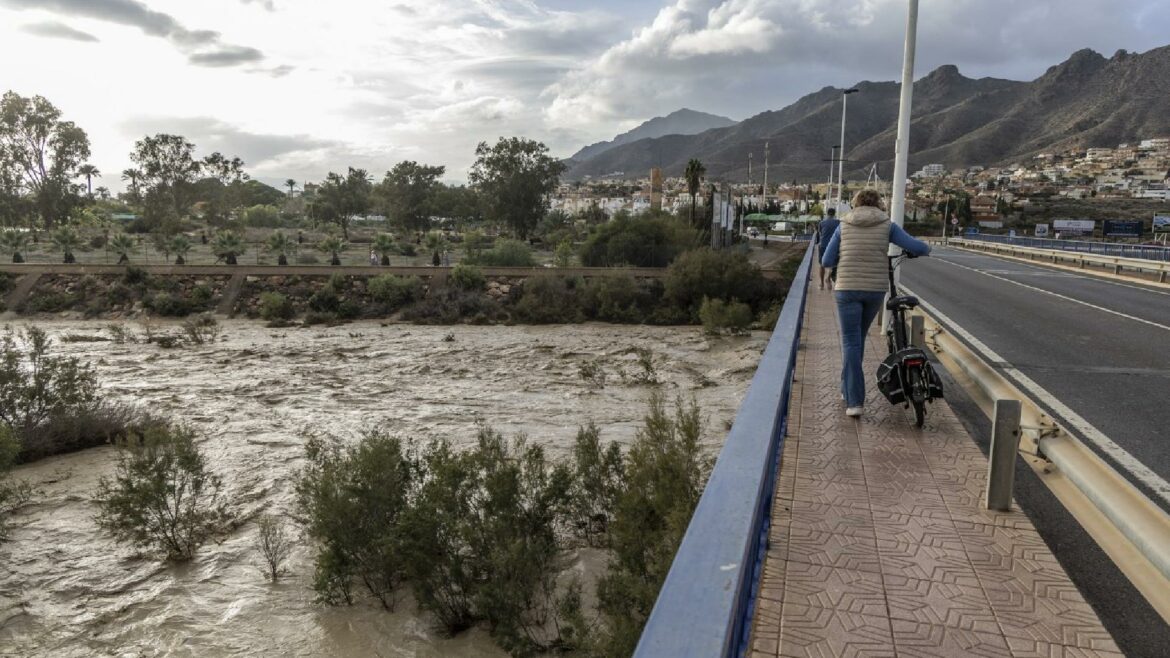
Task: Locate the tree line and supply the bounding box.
[0,91,566,243]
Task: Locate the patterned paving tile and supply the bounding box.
[747,288,1118,657]
[779,604,895,658]
[891,619,1013,657]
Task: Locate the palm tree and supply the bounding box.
[424,231,447,267]
[169,235,192,265]
[51,227,83,264]
[95,186,111,200]
[685,158,706,228]
[78,165,101,197]
[121,169,141,200]
[372,233,396,266]
[212,231,247,265]
[266,231,297,266]
[285,179,297,197]
[317,236,346,266]
[1,230,32,263]
[109,234,136,265]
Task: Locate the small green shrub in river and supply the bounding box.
[94,424,228,560]
[0,426,32,542]
[699,296,753,336]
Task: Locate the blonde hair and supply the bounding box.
[852,189,883,208]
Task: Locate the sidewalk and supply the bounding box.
[747,287,1119,657]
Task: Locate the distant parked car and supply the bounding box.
[749,228,760,237]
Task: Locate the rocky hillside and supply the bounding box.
[569,108,737,163]
[565,45,1170,181]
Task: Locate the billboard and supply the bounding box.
[978,221,1003,229]
[1102,220,1143,238]
[1154,215,1170,233]
[1053,219,1095,236]
[1034,223,1050,237]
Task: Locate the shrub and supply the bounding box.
[581,275,652,323]
[94,424,228,560]
[19,291,76,314]
[296,252,320,265]
[17,402,157,463]
[664,249,770,321]
[0,426,32,542]
[579,215,698,267]
[553,240,574,267]
[368,274,424,308]
[449,263,485,291]
[181,314,221,344]
[594,394,708,656]
[256,514,292,582]
[401,288,505,325]
[699,297,753,336]
[308,286,340,313]
[259,292,295,322]
[578,359,607,389]
[623,347,659,386]
[189,284,214,307]
[475,239,536,267]
[123,266,149,286]
[296,431,415,609]
[0,327,98,438]
[146,292,194,317]
[566,423,623,547]
[511,276,584,323]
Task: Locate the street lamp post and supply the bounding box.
[884,0,919,332]
[825,145,839,218]
[762,142,770,214]
[836,88,860,212]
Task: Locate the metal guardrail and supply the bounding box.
[634,244,814,658]
[964,234,1170,262]
[950,238,1170,282]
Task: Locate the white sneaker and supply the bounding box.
[846,406,863,417]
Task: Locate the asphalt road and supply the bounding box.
[900,246,1170,655]
[901,246,1170,501]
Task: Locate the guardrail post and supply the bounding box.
[1160,271,1167,284]
[985,399,1022,511]
[1114,264,1122,275]
[910,315,925,347]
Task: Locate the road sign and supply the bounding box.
[1102,220,1142,238]
[1154,215,1170,233]
[1053,219,1095,236]
[950,217,958,225]
[1035,223,1050,237]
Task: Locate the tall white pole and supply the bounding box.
[884,0,919,332]
[762,142,770,214]
[825,146,836,218]
[889,0,918,240]
[836,94,848,212]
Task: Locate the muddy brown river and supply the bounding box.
[0,320,767,657]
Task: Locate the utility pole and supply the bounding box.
[762,142,770,214]
[744,152,753,236]
[825,145,838,218]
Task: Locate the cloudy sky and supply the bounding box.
[2,0,1169,191]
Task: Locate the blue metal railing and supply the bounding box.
[962,234,1170,262]
[634,243,814,658]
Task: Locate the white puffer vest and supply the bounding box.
[834,206,891,293]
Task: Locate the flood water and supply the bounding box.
[0,320,767,657]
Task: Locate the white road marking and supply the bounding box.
[934,257,1170,334]
[904,285,1170,507]
[939,247,1170,298]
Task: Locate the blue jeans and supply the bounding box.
[835,291,886,407]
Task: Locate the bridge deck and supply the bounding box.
[747,287,1119,657]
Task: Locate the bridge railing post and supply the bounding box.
[985,399,1022,511]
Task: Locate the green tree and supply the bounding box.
[94,424,227,561]
[212,231,247,265]
[51,226,82,263]
[0,425,32,543]
[312,168,372,239]
[318,235,346,266]
[372,233,396,266]
[469,137,565,239]
[376,161,445,231]
[266,231,297,266]
[0,326,98,436]
[0,230,31,263]
[169,234,192,265]
[432,183,481,226]
[77,164,100,198]
[129,134,203,222]
[109,233,136,264]
[0,91,91,229]
[684,158,706,228]
[120,168,142,202]
[285,178,296,197]
[198,152,248,224]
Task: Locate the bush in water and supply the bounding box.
[0,426,32,542]
[565,423,623,548]
[256,514,293,582]
[259,292,296,322]
[94,424,228,560]
[368,274,424,308]
[699,297,753,336]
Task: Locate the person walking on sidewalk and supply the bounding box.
[820,189,930,417]
[815,207,840,290]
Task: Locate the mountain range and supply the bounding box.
[564,45,1170,182]
[568,108,736,163]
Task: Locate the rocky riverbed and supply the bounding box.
[0,320,768,657]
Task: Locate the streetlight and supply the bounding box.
[762,142,770,214]
[836,88,860,212]
[883,0,919,333]
[825,145,839,218]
